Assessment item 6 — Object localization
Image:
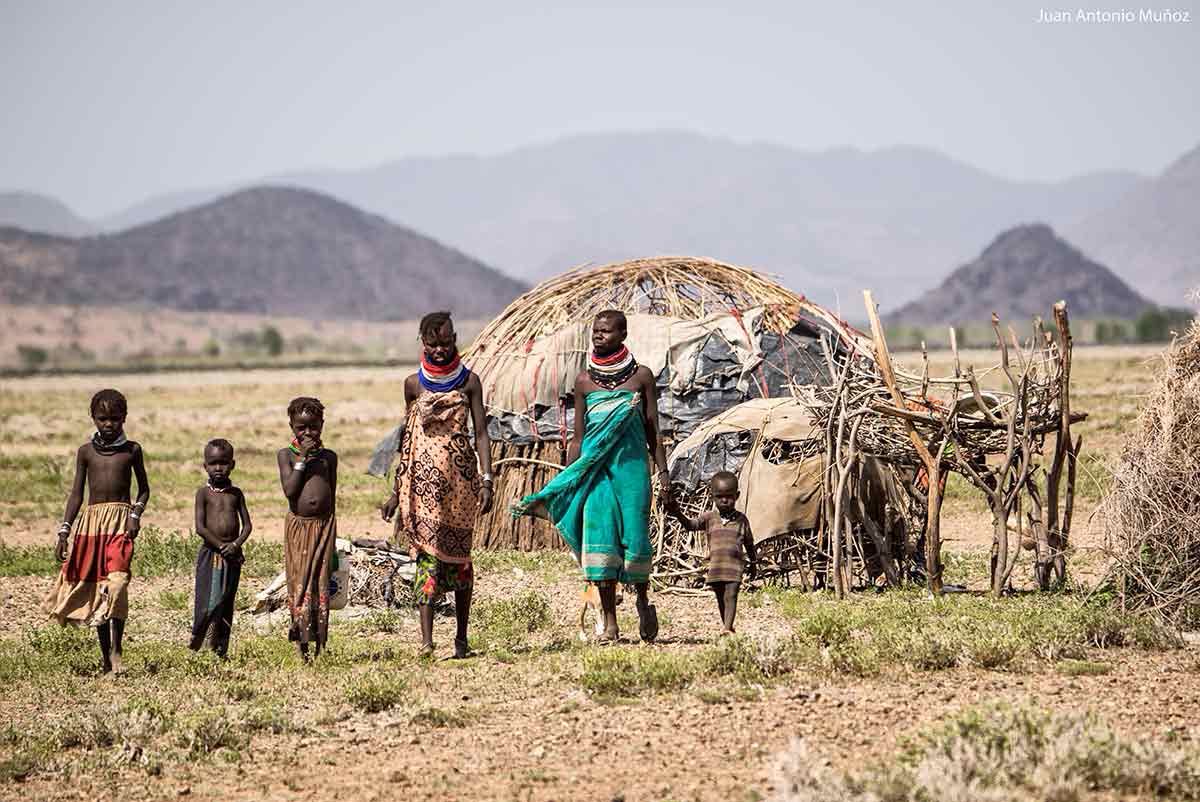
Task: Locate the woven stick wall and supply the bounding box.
[466,256,864,551]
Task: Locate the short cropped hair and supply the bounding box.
[709,471,739,491]
[90,388,128,418]
[287,396,325,421]
[595,309,627,333]
[205,438,234,458]
[419,311,454,340]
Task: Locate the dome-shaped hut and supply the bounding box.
[461,256,871,551]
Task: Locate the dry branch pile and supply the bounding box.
[1103,314,1200,626]
[799,293,1085,595]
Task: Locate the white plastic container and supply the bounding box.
[329,538,351,610]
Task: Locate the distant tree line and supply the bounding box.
[886,307,1194,350]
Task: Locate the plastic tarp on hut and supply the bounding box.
[479,307,834,446]
[667,398,825,540]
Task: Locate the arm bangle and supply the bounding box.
[129,512,141,520]
[294,461,307,471]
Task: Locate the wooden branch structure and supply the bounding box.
[797,293,1086,596]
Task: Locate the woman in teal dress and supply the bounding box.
[514,310,671,642]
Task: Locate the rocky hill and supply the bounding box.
[1068,142,1200,305]
[886,224,1154,326]
[97,132,1145,308]
[0,186,526,320]
[0,192,94,237]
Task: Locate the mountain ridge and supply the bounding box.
[886,223,1154,326]
[0,186,527,321]
[1067,142,1200,304]
[0,191,95,237]
[85,132,1148,306]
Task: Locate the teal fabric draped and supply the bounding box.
[513,390,652,583]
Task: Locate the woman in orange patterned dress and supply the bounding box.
[381,312,493,658]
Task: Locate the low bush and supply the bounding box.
[774,702,1200,801]
[344,674,408,714]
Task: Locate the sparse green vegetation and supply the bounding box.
[779,588,1177,676]
[16,345,48,371]
[580,648,698,696]
[345,675,409,714]
[474,590,553,651]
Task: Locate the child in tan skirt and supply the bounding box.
[44,389,151,674]
[276,397,338,661]
[666,471,756,635]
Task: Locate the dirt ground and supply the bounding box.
[1,344,1195,802]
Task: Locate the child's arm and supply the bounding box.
[742,518,758,580]
[56,446,88,561]
[235,489,253,547]
[193,488,226,552]
[128,443,151,538]
[466,373,494,514]
[277,448,306,501]
[666,499,705,532]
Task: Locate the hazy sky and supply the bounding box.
[3,0,1197,217]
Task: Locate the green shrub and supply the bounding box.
[410,706,476,728]
[176,709,248,757]
[580,648,696,696]
[703,635,797,682]
[345,675,408,714]
[475,591,553,650]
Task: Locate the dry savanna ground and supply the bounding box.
[2,345,1199,802]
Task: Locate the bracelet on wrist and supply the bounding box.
[294,460,307,471]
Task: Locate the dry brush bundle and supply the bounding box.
[1102,314,1200,626]
[800,293,1085,595]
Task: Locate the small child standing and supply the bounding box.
[190,439,252,658]
[276,397,338,660]
[666,471,757,635]
[44,389,151,673]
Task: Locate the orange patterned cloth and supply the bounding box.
[393,390,482,564]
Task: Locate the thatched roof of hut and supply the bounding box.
[466,255,869,425]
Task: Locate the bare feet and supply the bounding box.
[101,655,113,674]
[109,651,126,675]
[636,597,659,643]
[453,638,472,659]
[418,642,435,658]
[596,626,620,644]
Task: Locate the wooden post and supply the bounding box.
[863,291,943,594]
